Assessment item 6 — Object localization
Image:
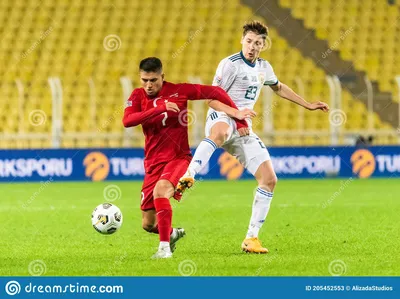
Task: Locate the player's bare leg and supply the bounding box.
[151,180,185,259]
[142,210,157,233]
[242,160,277,254]
[175,122,230,199]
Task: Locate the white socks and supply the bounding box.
[188,138,218,176]
[246,187,273,239]
[159,241,171,252]
[158,229,179,252]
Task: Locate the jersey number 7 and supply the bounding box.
[161,112,168,126]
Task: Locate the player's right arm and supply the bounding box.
[122,89,179,127]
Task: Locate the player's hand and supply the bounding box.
[165,102,180,113]
[307,101,329,112]
[238,127,250,137]
[235,108,257,120]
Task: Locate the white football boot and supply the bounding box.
[170,228,186,253]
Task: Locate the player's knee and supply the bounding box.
[153,180,174,199]
[259,175,278,192]
[209,130,228,147]
[266,175,278,191]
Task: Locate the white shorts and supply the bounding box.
[205,110,271,176]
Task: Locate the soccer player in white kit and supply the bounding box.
[177,21,329,253]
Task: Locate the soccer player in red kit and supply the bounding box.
[122,57,256,259]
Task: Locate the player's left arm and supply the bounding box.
[269,82,329,112]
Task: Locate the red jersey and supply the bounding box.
[123,81,246,173]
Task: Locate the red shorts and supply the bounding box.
[140,156,191,211]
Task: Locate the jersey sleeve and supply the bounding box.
[176,83,248,129]
[125,89,142,112]
[263,62,279,86]
[212,58,238,91]
[177,83,235,106]
[122,89,166,127]
[176,83,201,99]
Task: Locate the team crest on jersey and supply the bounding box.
[258,73,265,84]
[214,75,222,85]
[251,76,257,82]
[126,100,132,107]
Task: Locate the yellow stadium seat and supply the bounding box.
[0,0,396,148]
[279,0,400,115]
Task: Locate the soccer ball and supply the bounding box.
[91,203,123,234]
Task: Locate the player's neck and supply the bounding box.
[240,51,257,65]
[148,93,159,99]
[249,57,257,64]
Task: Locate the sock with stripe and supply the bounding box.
[149,225,173,236]
[154,198,172,243]
[188,138,218,176]
[246,187,273,239]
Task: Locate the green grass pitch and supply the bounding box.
[1,178,399,276]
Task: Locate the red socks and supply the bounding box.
[150,225,173,235]
[154,197,172,242]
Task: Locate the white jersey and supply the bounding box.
[208,51,278,128]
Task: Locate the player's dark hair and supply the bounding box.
[243,21,268,39]
[139,57,163,73]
